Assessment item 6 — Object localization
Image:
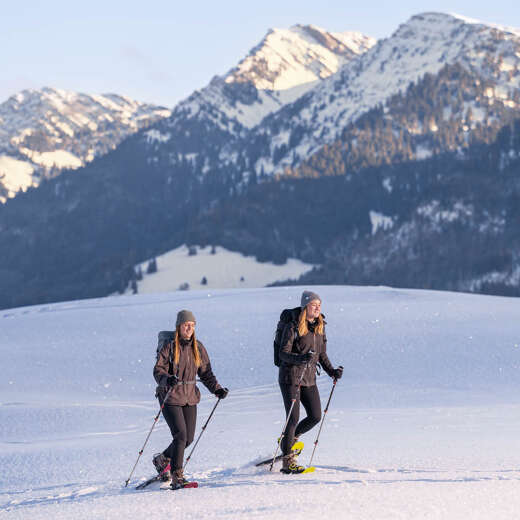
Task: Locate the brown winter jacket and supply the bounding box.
[278,311,335,387]
[154,335,222,406]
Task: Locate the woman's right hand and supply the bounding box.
[333,366,344,380]
[161,375,178,387]
[295,351,314,365]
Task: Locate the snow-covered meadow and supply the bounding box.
[2,285,520,519]
[129,245,314,294]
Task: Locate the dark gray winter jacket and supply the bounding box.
[278,310,335,386]
[154,334,221,406]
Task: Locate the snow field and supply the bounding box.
[1,285,520,518]
[130,245,315,294]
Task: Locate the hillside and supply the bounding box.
[0,87,170,201]
[2,286,520,518]
[126,244,314,294]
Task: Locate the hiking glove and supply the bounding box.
[333,366,344,380]
[215,387,229,399]
[300,351,314,364]
[160,375,178,387]
[167,375,179,386]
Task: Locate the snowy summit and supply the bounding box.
[163,24,375,133]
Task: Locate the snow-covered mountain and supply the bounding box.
[2,13,520,310]
[142,25,374,165]
[236,12,520,176]
[0,25,374,203]
[139,12,520,187]
[0,87,170,201]
[168,25,374,131]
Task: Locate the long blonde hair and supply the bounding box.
[173,326,201,368]
[298,307,324,336]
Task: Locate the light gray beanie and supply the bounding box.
[301,290,321,308]
[176,309,196,327]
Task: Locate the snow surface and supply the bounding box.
[130,245,314,294]
[2,285,520,519]
[369,211,394,235]
[19,148,83,169]
[228,25,375,91]
[0,155,34,201]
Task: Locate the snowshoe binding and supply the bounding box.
[153,453,171,482]
[170,468,198,490]
[280,441,314,474]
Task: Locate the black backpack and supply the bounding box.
[157,330,175,372]
[273,307,300,366]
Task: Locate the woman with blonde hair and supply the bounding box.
[153,309,228,489]
[278,290,343,474]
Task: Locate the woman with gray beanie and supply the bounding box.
[278,290,343,474]
[153,309,228,489]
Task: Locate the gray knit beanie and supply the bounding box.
[301,290,321,308]
[176,309,196,327]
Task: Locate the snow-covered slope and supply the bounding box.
[245,12,520,176]
[127,244,314,294]
[0,87,170,201]
[2,286,520,519]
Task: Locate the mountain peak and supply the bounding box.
[398,11,520,38]
[224,24,375,91]
[169,23,375,131]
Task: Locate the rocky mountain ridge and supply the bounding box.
[230,12,520,178]
[0,87,170,201]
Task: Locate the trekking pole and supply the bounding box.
[124,385,174,487]
[269,357,312,472]
[183,397,221,472]
[307,368,342,468]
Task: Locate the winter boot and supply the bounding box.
[277,436,301,454]
[280,452,305,474]
[170,468,188,490]
[152,453,171,481]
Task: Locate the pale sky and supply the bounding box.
[1,0,519,108]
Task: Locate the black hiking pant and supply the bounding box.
[279,383,321,456]
[161,403,197,470]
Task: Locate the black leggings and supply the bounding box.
[279,384,321,455]
[161,403,197,470]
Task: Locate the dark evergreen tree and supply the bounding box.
[147,258,157,274]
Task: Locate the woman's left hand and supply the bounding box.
[332,366,344,380]
[215,387,229,399]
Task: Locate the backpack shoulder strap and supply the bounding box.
[157,330,175,371]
